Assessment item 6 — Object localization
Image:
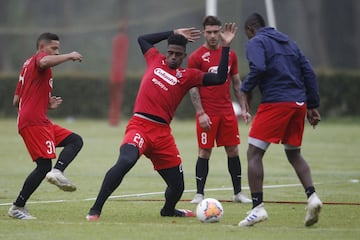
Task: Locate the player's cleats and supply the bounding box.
[174,209,196,217]
[46,169,76,192]
[304,193,322,226]
[233,192,252,203]
[238,203,268,227]
[86,209,101,221]
[8,205,36,220]
[161,208,196,217]
[190,193,204,204]
[86,214,100,221]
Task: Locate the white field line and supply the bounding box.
[0,183,304,206]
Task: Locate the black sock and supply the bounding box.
[54,133,83,172]
[158,165,184,216]
[305,186,315,198]
[195,157,209,195]
[227,156,241,194]
[14,159,51,207]
[251,192,263,208]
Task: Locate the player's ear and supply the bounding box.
[37,40,46,51]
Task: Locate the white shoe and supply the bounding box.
[238,203,268,227]
[233,192,252,203]
[8,205,36,220]
[190,193,204,204]
[304,193,322,226]
[46,169,76,192]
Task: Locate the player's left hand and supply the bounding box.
[174,27,201,42]
[307,109,321,129]
[49,96,63,110]
[220,22,237,47]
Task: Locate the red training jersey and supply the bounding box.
[188,45,239,115]
[133,48,205,124]
[15,52,52,130]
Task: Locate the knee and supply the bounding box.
[35,158,52,173]
[171,177,184,193]
[177,181,185,193]
[114,144,139,171]
[72,133,84,150]
[225,146,239,157]
[285,149,302,162]
[116,154,137,169]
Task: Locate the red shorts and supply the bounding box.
[249,102,306,147]
[121,116,181,171]
[19,124,72,161]
[196,114,240,148]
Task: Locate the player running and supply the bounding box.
[9,32,83,220]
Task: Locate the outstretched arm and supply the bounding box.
[39,52,83,69]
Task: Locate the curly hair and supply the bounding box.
[167,34,188,48]
[244,13,266,29]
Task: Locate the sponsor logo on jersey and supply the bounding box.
[154,68,178,86]
[208,66,218,73]
[208,65,231,74]
[202,52,210,63]
[152,78,169,91]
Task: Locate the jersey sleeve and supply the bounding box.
[34,52,48,71]
[186,68,205,88]
[144,48,161,65]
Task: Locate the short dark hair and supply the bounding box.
[36,32,59,49]
[244,13,266,29]
[202,15,222,29]
[168,34,188,48]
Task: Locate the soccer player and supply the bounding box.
[8,33,84,220]
[188,16,251,204]
[238,13,322,227]
[86,23,237,221]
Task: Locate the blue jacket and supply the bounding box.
[241,27,320,109]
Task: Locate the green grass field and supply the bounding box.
[0,118,359,240]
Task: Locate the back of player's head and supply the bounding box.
[168,34,188,49]
[202,15,222,28]
[244,13,266,29]
[36,32,59,49]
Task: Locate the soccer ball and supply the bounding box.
[196,198,224,223]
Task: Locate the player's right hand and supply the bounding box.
[174,27,201,42]
[198,112,212,130]
[69,51,83,62]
